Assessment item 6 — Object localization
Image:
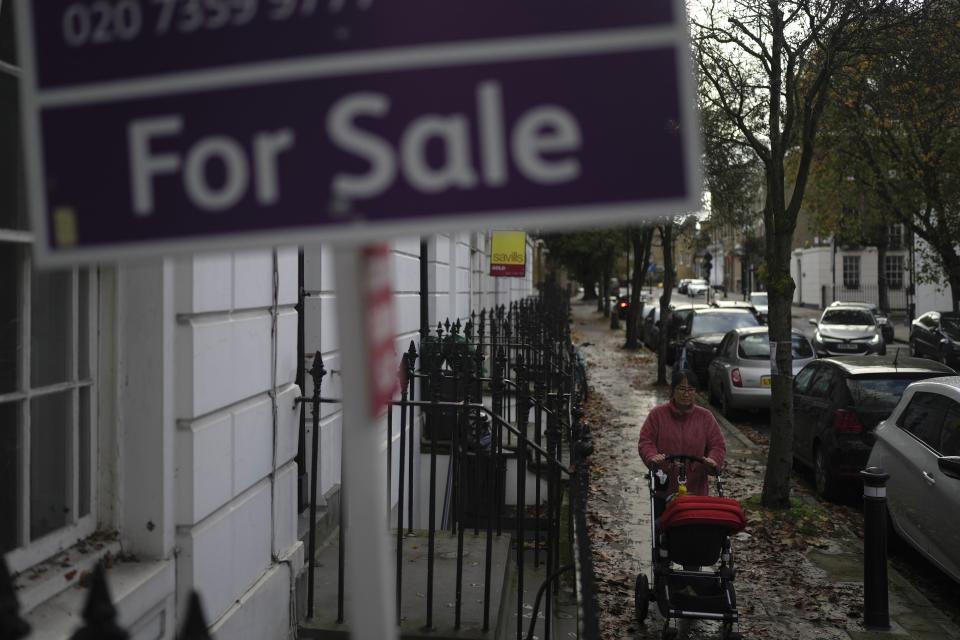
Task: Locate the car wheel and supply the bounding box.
[813,444,836,500]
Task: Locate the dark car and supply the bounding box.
[910,311,960,366]
[642,302,708,353]
[828,301,894,344]
[674,308,760,383]
[792,355,955,500]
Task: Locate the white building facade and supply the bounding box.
[5,233,535,640]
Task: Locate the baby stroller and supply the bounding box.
[635,454,746,640]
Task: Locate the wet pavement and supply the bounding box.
[571,299,958,640]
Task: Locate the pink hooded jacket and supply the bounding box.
[638,401,727,497]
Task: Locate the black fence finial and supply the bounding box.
[70,563,129,640]
[1,556,31,640]
[178,592,212,640]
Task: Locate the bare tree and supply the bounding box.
[625,227,655,349]
[657,224,676,385]
[692,0,893,506]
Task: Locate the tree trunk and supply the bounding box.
[626,228,653,349]
[657,225,675,385]
[876,236,890,314]
[582,283,598,300]
[761,211,797,508]
[602,266,613,315]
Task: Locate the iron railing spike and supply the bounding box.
[0,556,31,640]
[70,564,129,640]
[177,592,212,640]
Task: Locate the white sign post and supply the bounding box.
[333,243,398,640]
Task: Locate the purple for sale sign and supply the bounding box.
[15,0,702,265]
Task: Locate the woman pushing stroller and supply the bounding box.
[634,369,745,639]
[638,369,726,503]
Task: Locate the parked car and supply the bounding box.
[828,300,893,344]
[809,305,885,357]
[677,279,692,295]
[748,292,768,323]
[791,356,955,499]
[711,299,760,321]
[867,376,960,583]
[686,279,710,296]
[674,308,760,382]
[642,302,709,353]
[909,311,960,366]
[707,327,816,416]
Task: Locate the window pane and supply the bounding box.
[79,388,90,517]
[0,1,15,66]
[31,268,73,387]
[30,390,71,540]
[0,243,20,393]
[898,392,948,450]
[0,402,21,552]
[941,406,960,457]
[0,74,27,231]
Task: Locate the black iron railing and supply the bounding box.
[301,284,597,639]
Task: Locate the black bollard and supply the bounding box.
[861,467,891,631]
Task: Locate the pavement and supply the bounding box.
[571,298,957,640]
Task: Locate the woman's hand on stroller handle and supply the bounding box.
[661,453,720,475]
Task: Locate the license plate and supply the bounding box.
[761,376,771,387]
[835,343,858,351]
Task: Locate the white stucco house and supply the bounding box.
[2,231,534,640]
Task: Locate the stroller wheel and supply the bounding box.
[635,574,650,622]
[722,620,743,640]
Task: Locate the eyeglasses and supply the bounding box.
[675,386,695,394]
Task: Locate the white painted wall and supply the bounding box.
[21,231,535,640]
[792,246,832,306]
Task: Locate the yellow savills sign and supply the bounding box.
[490,231,526,277]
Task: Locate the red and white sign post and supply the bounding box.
[333,243,400,640]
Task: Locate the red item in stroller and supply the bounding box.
[635,455,747,640]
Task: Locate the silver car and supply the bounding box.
[867,377,960,583]
[809,305,885,356]
[707,327,816,416]
[749,291,768,323]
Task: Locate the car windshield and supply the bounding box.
[821,309,875,325]
[690,312,758,336]
[847,375,940,411]
[942,316,960,339]
[750,294,768,305]
[738,333,813,359]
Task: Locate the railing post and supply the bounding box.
[178,591,213,640]
[406,341,418,535]
[395,353,410,623]
[492,346,506,537]
[303,351,326,621]
[515,352,530,640]
[0,556,30,640]
[861,467,891,630]
[69,564,128,640]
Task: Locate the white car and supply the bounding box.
[749,292,768,323]
[686,279,710,296]
[868,376,960,583]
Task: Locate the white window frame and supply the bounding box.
[0,17,100,575]
[842,255,860,290]
[885,254,904,290]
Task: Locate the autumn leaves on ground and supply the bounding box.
[578,332,868,639]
